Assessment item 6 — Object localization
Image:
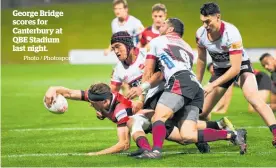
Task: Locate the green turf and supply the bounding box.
[1,63,276,167]
[2,0,276,63]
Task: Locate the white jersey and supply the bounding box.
[146,34,195,82]
[111,15,144,46]
[196,21,249,69]
[111,48,164,101]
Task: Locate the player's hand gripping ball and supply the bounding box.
[43,94,68,114]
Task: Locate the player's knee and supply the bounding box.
[180,130,197,143]
[181,133,196,143]
[151,112,172,123]
[130,115,150,136]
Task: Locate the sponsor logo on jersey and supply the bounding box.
[231,41,242,49]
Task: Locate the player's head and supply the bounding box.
[260,53,275,72]
[88,83,112,113]
[159,18,184,37]
[113,0,128,20]
[207,62,214,75]
[200,2,221,33]
[111,31,134,63]
[152,3,167,29]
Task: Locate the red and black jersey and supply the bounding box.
[84,91,133,126]
[140,26,159,46]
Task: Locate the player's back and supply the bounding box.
[148,34,195,82]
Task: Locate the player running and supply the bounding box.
[195,2,276,147]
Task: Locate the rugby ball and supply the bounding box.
[43,94,68,114]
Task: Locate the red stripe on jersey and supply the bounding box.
[117,116,129,125]
[219,22,225,35]
[229,50,242,55]
[171,79,182,95]
[116,93,132,107]
[111,81,122,86]
[146,55,157,60]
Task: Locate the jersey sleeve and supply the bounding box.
[134,19,144,36]
[196,27,205,48]
[227,26,243,55]
[111,19,116,34]
[110,65,123,87]
[114,103,130,126]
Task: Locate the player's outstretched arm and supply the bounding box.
[87,125,130,155]
[196,46,207,83]
[44,86,83,107]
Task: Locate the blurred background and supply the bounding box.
[2,0,276,64]
[1,0,276,167]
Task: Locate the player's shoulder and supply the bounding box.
[223,21,240,35]
[111,17,118,24]
[150,35,166,45]
[128,15,142,23]
[196,26,206,38]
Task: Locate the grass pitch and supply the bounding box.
[1,64,276,167]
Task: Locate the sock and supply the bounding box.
[198,128,233,143]
[206,121,221,130]
[152,120,166,152]
[269,124,276,137]
[136,136,151,151]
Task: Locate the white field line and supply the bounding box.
[8,126,268,132]
[1,151,242,158]
[9,127,116,132]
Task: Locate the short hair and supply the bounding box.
[152,3,167,13]
[200,2,220,16]
[259,53,272,62]
[88,83,111,96]
[167,18,184,37]
[113,0,128,8]
[207,62,213,71]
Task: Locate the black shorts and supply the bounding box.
[143,91,163,110]
[165,70,204,111]
[209,60,254,88]
[255,72,271,91]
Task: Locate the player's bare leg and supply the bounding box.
[269,92,276,111]
[239,72,276,147]
[248,90,270,112]
[200,87,227,120]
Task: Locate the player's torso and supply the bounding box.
[114,48,164,100]
[116,48,146,87]
[152,35,195,81]
[112,16,141,46]
[198,22,249,68]
[143,26,160,44]
[101,93,132,124]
